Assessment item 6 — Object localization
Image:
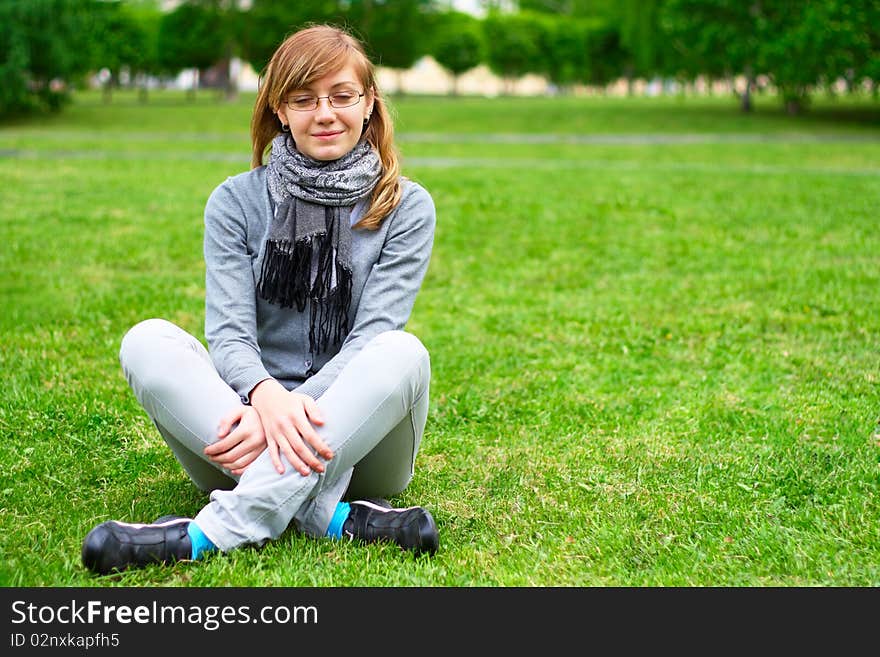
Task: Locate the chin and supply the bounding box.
[300,144,337,160]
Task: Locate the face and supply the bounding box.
[276,63,374,162]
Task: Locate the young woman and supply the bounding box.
[82,25,438,575]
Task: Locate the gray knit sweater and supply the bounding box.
[203,166,436,403]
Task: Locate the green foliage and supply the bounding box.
[0,0,96,116]
[660,0,880,112]
[0,18,32,116]
[517,0,615,19]
[157,1,228,76]
[660,0,761,81]
[431,11,487,86]
[350,0,436,71]
[236,1,293,76]
[90,1,151,87]
[758,0,879,113]
[483,11,544,84]
[531,13,592,88]
[237,0,352,75]
[236,0,436,85]
[615,0,668,80]
[582,19,624,87]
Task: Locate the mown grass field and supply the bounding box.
[1,90,878,586]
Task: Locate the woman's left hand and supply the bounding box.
[205,405,267,476]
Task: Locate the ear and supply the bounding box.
[364,87,375,118]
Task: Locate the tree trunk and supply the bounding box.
[740,73,753,113]
[188,69,199,102]
[624,64,634,96]
[224,52,238,102]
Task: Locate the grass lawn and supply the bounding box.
[1,90,879,586]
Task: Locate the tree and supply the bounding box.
[488,3,629,93]
[660,0,764,111]
[759,0,878,113]
[483,11,544,93]
[517,0,615,19]
[0,0,95,116]
[90,0,150,103]
[531,12,592,92]
[582,19,624,90]
[238,0,297,76]
[124,1,162,103]
[237,1,372,77]
[431,10,487,95]
[614,0,670,94]
[157,0,227,99]
[0,8,33,116]
[349,0,437,94]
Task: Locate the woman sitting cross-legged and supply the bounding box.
[82,24,438,575]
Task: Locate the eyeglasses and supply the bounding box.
[285,90,365,112]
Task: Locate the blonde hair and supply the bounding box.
[250,24,402,230]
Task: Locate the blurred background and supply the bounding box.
[2,0,878,119]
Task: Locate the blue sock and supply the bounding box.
[187,522,217,560]
[325,502,351,539]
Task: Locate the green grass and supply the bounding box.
[1,89,879,586]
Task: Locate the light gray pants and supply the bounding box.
[118,318,430,552]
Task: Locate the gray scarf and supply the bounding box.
[258,134,381,354]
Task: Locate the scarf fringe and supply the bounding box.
[257,232,352,354]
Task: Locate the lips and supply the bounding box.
[313,130,343,138]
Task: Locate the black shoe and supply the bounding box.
[82,518,192,575]
[153,514,185,524]
[343,500,439,555]
[359,497,391,509]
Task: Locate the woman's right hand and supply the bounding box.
[248,378,334,476]
[205,405,267,476]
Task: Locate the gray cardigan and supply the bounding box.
[203,166,436,403]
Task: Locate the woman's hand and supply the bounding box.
[248,378,334,476]
[205,405,267,476]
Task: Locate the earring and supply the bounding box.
[281,123,290,133]
[363,114,371,126]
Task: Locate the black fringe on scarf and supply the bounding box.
[257,206,352,354]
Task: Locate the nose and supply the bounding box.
[314,97,335,121]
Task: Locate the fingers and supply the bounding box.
[302,398,333,460]
[229,453,258,476]
[244,392,332,476]
[210,428,327,477]
[274,420,324,476]
[265,433,285,475]
[206,435,258,466]
[204,432,239,457]
[303,396,325,425]
[222,446,262,474]
[294,403,333,461]
[206,406,260,459]
[216,405,247,439]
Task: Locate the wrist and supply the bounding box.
[249,378,282,407]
